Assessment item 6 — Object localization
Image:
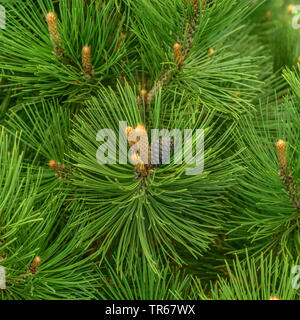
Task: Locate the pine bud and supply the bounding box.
[126,126,135,147]
[136,124,150,165]
[208,48,215,57]
[32,256,41,268]
[125,126,133,137]
[46,12,62,56]
[135,124,147,136]
[48,159,61,171]
[82,45,94,76]
[276,139,287,170]
[29,256,41,274]
[131,152,141,165]
[48,160,67,177]
[127,124,151,169]
[287,5,295,14]
[140,89,147,105]
[173,43,183,69]
[131,153,147,176]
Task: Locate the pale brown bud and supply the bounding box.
[131,153,147,177]
[276,139,287,169]
[173,43,183,69]
[32,256,41,268]
[29,256,41,274]
[136,163,147,176]
[140,89,147,104]
[131,152,141,165]
[48,159,60,171]
[208,48,215,57]
[125,126,133,137]
[126,126,135,147]
[135,124,147,136]
[46,12,62,56]
[46,12,57,37]
[127,124,151,167]
[136,124,150,165]
[48,160,67,177]
[287,5,295,14]
[82,45,93,76]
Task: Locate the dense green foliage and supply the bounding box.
[0,0,299,300]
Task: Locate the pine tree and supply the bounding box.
[0,0,299,300]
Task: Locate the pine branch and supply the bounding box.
[195,252,299,300]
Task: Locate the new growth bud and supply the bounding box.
[140,89,147,105]
[29,256,41,274]
[287,5,295,14]
[126,124,151,176]
[82,45,94,76]
[208,48,215,57]
[276,139,286,170]
[48,160,67,178]
[173,43,183,69]
[46,12,62,56]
